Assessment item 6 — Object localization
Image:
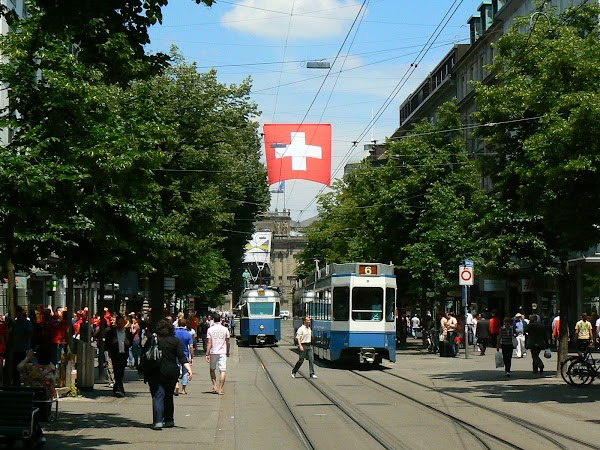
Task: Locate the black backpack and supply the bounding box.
[138,333,162,375]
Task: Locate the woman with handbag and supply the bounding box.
[525,315,547,374]
[496,317,515,377]
[144,319,192,430]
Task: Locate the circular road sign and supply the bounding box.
[459,266,474,286]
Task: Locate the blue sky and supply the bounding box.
[147,0,483,222]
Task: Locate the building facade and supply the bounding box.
[252,211,311,309]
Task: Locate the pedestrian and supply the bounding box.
[174,318,194,395]
[129,313,142,368]
[410,314,420,339]
[574,312,594,353]
[105,315,133,397]
[145,319,193,430]
[596,313,600,349]
[513,313,526,358]
[525,315,547,374]
[291,316,317,379]
[446,312,458,356]
[497,317,515,377]
[465,309,474,346]
[200,316,209,353]
[16,345,58,447]
[230,313,236,337]
[11,306,33,386]
[475,313,490,355]
[205,313,231,395]
[489,311,500,347]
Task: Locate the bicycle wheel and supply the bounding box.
[560,356,578,385]
[567,359,594,386]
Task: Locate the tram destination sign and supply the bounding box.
[358,264,378,276]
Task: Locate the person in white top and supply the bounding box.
[205,313,230,395]
[410,314,420,339]
[596,316,600,347]
[291,317,317,379]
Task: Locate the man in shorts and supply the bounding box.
[205,313,230,395]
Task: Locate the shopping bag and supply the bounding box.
[495,350,503,368]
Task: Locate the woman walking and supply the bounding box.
[497,317,515,377]
[145,319,192,430]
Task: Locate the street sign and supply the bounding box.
[458,265,474,286]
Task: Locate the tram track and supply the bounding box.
[254,346,407,450]
[354,369,600,450]
[275,337,495,450]
[252,347,316,450]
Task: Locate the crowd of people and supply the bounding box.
[395,308,600,374]
[0,304,236,433]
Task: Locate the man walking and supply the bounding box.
[105,315,132,397]
[291,316,317,379]
[475,313,490,355]
[513,313,526,358]
[205,313,230,395]
[175,318,194,395]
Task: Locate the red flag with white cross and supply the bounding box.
[264,124,332,186]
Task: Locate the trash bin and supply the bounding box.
[76,340,95,390]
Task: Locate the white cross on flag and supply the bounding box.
[264,124,331,186]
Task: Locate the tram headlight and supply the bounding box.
[259,324,265,331]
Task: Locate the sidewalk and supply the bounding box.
[44,347,237,449]
[40,338,599,449]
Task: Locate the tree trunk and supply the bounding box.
[149,269,165,331]
[3,258,17,385]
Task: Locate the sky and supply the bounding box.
[147,0,483,222]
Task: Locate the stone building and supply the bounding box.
[253,211,314,310]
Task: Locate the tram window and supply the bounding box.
[352,287,383,321]
[386,288,396,322]
[249,302,274,316]
[333,287,350,321]
[275,302,280,317]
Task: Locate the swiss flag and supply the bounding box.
[264,123,331,186]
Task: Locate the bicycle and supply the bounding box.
[560,345,598,386]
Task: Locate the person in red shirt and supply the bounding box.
[489,311,501,347]
[48,307,68,367]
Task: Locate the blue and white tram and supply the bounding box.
[293,263,396,365]
[238,286,281,346]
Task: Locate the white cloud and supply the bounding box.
[221,0,363,40]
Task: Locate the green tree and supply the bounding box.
[299,102,486,310]
[473,3,600,364]
[118,52,269,313]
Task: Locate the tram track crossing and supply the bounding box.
[352,368,600,450]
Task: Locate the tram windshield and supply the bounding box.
[248,302,275,316]
[352,287,383,321]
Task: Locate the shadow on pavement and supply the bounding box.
[430,370,599,404]
[44,411,149,448]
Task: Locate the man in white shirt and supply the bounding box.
[291,317,317,379]
[410,314,420,339]
[205,313,230,395]
[596,316,600,348]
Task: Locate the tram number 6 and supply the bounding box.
[359,264,378,276]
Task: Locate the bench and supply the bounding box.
[0,386,58,422]
[0,391,39,446]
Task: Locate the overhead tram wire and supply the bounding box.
[295,0,465,222]
[272,0,296,213]
[270,0,369,212]
[284,0,370,205]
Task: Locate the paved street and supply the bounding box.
[40,323,600,450]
